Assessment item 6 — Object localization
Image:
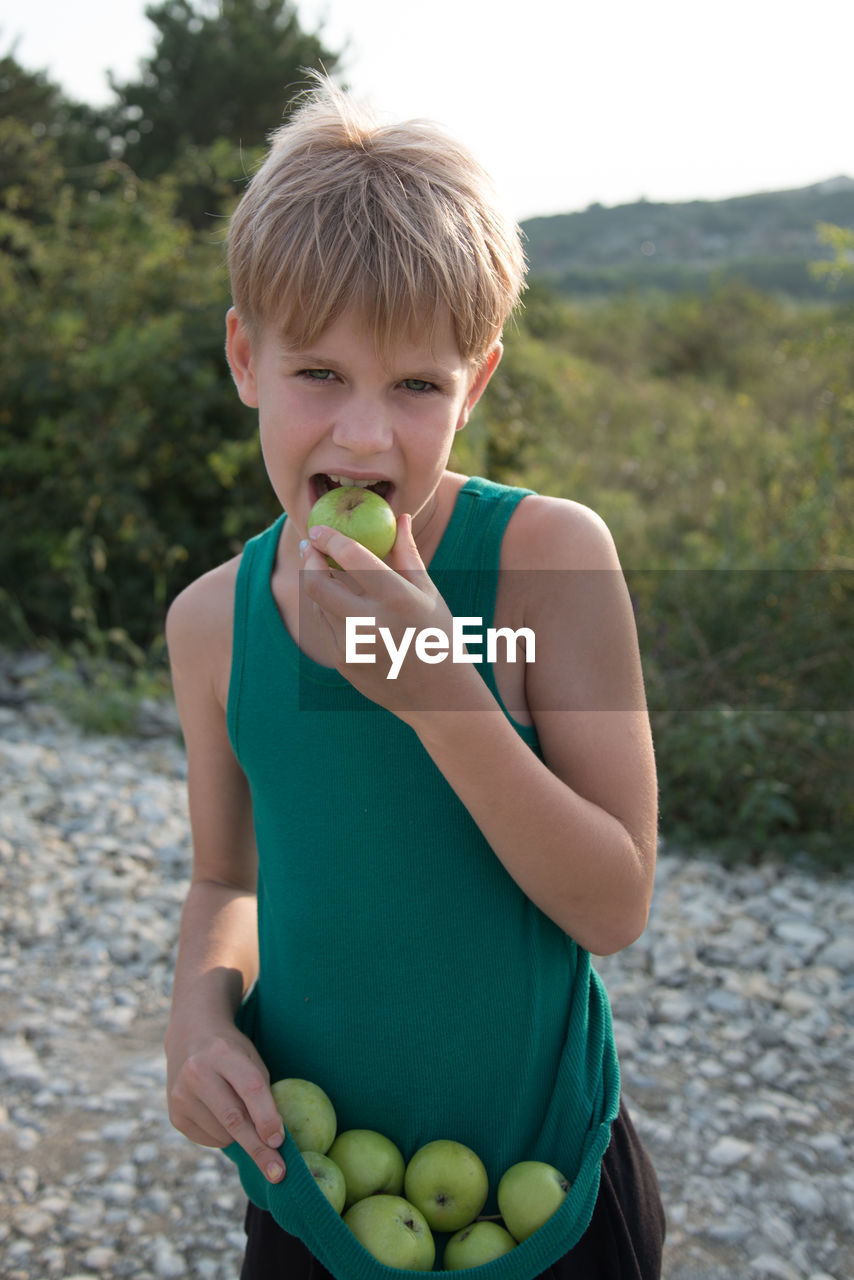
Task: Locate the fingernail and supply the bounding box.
[267,1128,285,1147]
[299,539,310,558]
[267,1161,284,1182]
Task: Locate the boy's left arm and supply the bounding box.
[303,500,656,956]
[412,496,657,956]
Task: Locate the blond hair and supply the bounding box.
[227,76,526,364]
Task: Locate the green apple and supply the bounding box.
[444,1220,518,1270]
[302,1150,347,1215]
[307,484,397,567]
[270,1077,337,1154]
[404,1139,489,1234]
[496,1160,571,1243]
[343,1194,435,1270]
[327,1129,405,1207]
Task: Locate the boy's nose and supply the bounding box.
[330,405,394,454]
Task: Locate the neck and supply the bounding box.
[412,471,468,566]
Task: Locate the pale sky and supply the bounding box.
[2,0,852,221]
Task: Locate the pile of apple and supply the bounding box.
[271,1078,571,1272]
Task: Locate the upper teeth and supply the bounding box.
[328,475,381,488]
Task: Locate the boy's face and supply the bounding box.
[226,306,500,550]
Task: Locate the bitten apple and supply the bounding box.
[497,1160,571,1242]
[270,1077,337,1154]
[307,485,397,567]
[404,1139,489,1233]
[344,1194,435,1270]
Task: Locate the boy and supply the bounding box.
[165,77,664,1278]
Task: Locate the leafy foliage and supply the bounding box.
[107,0,337,220]
[0,124,279,650]
[0,54,111,172]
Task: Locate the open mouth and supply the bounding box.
[313,473,393,501]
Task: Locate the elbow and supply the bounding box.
[575,839,655,957]
[561,896,650,957]
[588,901,650,957]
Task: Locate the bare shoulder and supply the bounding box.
[166,554,242,650]
[501,493,622,573]
[166,554,243,709]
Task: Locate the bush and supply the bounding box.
[633,568,853,855]
[1,131,280,648]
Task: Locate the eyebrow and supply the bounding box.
[282,346,463,386]
[405,365,463,386]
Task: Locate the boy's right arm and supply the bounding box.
[164,564,287,1185]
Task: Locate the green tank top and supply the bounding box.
[224,476,620,1278]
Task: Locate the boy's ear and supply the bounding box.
[225,307,260,408]
[457,343,503,430]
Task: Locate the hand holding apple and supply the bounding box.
[307,485,397,568]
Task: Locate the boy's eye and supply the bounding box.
[402,378,434,393]
[302,368,335,381]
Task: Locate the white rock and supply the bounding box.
[754,1048,787,1083]
[0,1035,46,1086]
[16,1164,39,1197]
[14,1125,42,1151]
[103,1180,137,1206]
[786,1179,827,1216]
[13,1205,56,1237]
[101,1119,141,1143]
[151,1238,186,1278]
[816,935,854,972]
[707,1136,754,1167]
[41,1246,67,1277]
[773,920,829,955]
[83,1245,118,1269]
[749,1254,802,1280]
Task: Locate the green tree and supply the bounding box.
[0,52,61,123]
[109,0,340,185]
[0,124,278,648]
[0,52,113,174]
[813,221,854,286]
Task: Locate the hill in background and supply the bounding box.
[521,176,854,299]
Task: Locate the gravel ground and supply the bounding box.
[1,674,852,1279]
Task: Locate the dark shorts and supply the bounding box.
[239,1099,665,1279]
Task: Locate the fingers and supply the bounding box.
[220,1048,286,1148]
[299,517,451,703]
[303,524,382,576]
[302,519,430,607]
[386,514,429,582]
[304,514,425,580]
[169,1040,286,1185]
